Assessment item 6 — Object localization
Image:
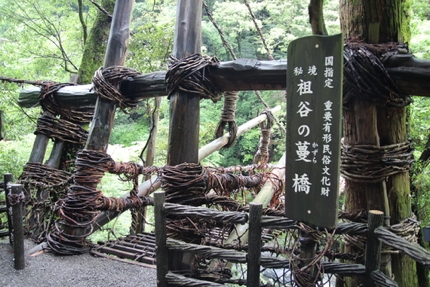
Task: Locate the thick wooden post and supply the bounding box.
[3,173,13,244]
[342,98,391,286]
[44,141,65,168]
[167,0,202,165]
[28,117,50,163]
[154,191,168,287]
[10,184,25,270]
[61,0,134,243]
[86,1,133,152]
[166,0,202,271]
[364,210,384,287]
[247,203,262,287]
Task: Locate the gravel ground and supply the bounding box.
[0,238,157,287]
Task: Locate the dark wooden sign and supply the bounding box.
[285,34,343,228]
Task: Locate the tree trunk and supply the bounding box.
[77,0,115,84]
[342,98,389,287]
[166,0,203,271]
[377,107,417,286]
[340,0,416,286]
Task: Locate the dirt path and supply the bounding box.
[0,238,157,287]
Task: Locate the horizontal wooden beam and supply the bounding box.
[18,55,430,108]
[383,54,430,97]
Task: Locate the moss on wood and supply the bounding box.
[77,0,115,84]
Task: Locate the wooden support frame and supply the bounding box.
[59,0,135,247]
[90,105,282,232]
[18,55,430,109]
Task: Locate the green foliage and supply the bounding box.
[410,0,430,59]
[128,1,175,73]
[110,123,148,147]
[323,0,341,35]
[412,162,430,226]
[203,0,308,59]
[0,87,40,140]
[409,1,430,160]
[412,0,430,20]
[0,0,89,79]
[409,97,430,155]
[128,22,174,72]
[78,0,114,83]
[0,134,37,178]
[0,0,428,246]
[0,0,98,136]
[199,99,224,146]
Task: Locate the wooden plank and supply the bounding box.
[90,249,156,269]
[97,246,156,264]
[384,54,430,98]
[17,55,430,109]
[285,34,343,228]
[113,240,156,252]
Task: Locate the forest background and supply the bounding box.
[0,0,429,240]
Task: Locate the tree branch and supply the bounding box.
[78,0,88,45]
[308,0,327,35]
[0,76,44,86]
[8,0,79,73]
[89,0,112,19]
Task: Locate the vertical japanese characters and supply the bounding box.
[286,34,343,228]
[291,55,335,197]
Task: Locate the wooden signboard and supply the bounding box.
[285,34,343,228]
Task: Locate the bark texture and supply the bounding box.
[77,0,115,84]
[340,0,416,286]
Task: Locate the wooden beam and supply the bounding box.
[383,54,430,98]
[18,55,430,109]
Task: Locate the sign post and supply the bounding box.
[286,34,343,229]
